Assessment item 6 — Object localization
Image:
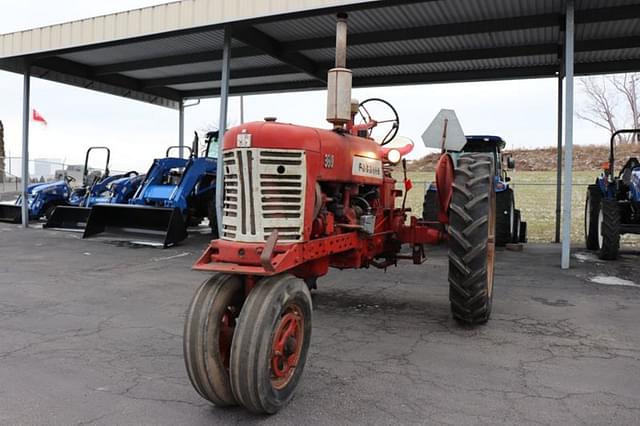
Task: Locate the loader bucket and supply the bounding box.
[43,206,92,231]
[83,204,187,248]
[0,204,23,223]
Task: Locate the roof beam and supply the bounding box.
[35,57,182,101]
[230,26,326,82]
[280,4,640,53]
[141,65,298,89]
[93,46,261,76]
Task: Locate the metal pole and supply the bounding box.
[178,100,185,158]
[216,28,231,233]
[555,75,563,243]
[240,95,244,124]
[21,67,31,228]
[561,0,575,269]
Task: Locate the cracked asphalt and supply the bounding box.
[1,225,639,425]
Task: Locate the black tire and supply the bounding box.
[585,185,601,250]
[512,209,521,243]
[495,189,514,246]
[230,274,312,414]
[598,199,620,260]
[422,188,439,222]
[183,274,245,407]
[447,152,496,325]
[519,221,528,243]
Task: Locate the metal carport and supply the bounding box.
[2,0,639,268]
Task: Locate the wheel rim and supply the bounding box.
[271,303,304,390]
[598,207,604,248]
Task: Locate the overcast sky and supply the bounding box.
[0,0,612,174]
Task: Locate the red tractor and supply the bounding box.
[183,14,496,414]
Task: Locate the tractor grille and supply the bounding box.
[222,148,306,243]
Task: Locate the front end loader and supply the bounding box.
[82,136,218,247]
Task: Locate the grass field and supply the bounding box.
[396,170,640,245]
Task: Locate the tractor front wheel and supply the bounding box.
[230,274,312,414]
[422,187,439,222]
[183,274,245,406]
[598,199,620,260]
[585,185,601,250]
[447,152,496,325]
[495,189,514,246]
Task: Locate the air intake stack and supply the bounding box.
[326,13,352,127]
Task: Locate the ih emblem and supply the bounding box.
[324,154,335,169]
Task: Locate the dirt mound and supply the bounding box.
[409,144,640,172]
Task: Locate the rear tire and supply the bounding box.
[447,153,496,325]
[230,274,312,414]
[519,221,528,243]
[585,185,601,250]
[598,199,620,260]
[512,209,521,243]
[183,274,244,407]
[422,187,439,222]
[495,189,514,246]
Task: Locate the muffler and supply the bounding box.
[83,204,188,248]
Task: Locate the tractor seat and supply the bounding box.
[621,157,639,185]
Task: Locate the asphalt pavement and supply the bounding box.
[0,224,639,425]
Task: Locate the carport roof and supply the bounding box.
[1,0,639,109]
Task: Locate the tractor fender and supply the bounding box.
[435,153,455,225]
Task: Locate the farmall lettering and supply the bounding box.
[352,156,382,178]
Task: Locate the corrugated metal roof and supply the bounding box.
[0,0,639,108]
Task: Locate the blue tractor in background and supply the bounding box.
[0,146,124,224]
[423,135,526,246]
[83,131,219,247]
[585,129,640,260]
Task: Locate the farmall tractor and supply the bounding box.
[183,15,497,414]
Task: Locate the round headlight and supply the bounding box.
[387,149,401,164]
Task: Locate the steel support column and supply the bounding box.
[561,0,575,269]
[21,67,31,228]
[178,100,185,158]
[555,75,563,243]
[215,29,231,233]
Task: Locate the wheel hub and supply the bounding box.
[271,305,304,390]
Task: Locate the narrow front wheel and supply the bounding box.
[230,274,312,414]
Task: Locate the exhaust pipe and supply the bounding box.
[326,13,352,127]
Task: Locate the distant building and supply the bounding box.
[34,158,62,179]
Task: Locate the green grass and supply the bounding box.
[395,170,639,245]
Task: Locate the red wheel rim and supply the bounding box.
[271,303,304,390]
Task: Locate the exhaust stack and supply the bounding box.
[326,13,352,127]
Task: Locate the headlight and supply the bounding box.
[387,149,401,164]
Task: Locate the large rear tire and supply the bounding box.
[183,274,244,407]
[447,152,496,325]
[495,189,514,246]
[585,185,601,250]
[598,199,620,260]
[230,274,312,414]
[422,187,439,222]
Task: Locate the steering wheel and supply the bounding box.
[65,175,76,184]
[124,171,139,177]
[355,98,400,146]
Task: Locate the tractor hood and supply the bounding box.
[223,121,323,152]
[28,180,68,195]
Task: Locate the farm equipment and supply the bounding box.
[183,14,496,414]
[44,171,144,231]
[83,134,218,247]
[0,146,113,224]
[585,129,640,260]
[422,134,526,246]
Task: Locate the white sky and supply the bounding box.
[0,0,611,174]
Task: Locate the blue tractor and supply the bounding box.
[423,135,526,246]
[0,146,117,224]
[83,132,219,247]
[585,129,640,260]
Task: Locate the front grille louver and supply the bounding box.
[222,148,306,243]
